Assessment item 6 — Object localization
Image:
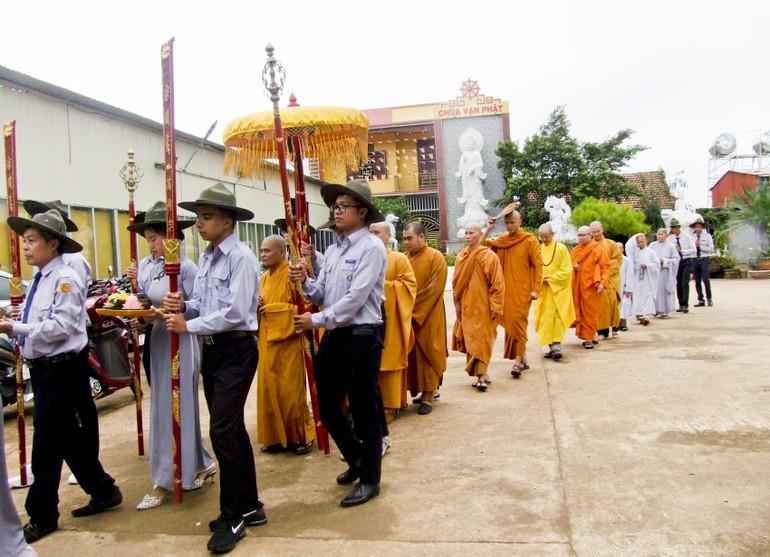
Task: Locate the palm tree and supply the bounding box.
[726,181,770,253]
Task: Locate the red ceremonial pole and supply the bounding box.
[161,38,183,503]
[264,44,329,454]
[4,121,30,487]
[120,149,145,456]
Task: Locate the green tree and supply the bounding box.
[372,195,412,239]
[726,181,770,249]
[495,106,648,226]
[570,197,649,240]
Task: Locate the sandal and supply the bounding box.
[582,341,594,349]
[476,379,488,391]
[294,440,315,455]
[552,349,563,361]
[185,464,217,491]
[511,363,522,379]
[544,351,553,359]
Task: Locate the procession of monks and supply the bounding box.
[257,210,684,451]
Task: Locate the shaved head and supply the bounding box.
[538,223,553,234]
[260,234,287,270]
[589,220,604,240]
[264,234,285,251]
[577,225,592,245]
[466,223,482,233]
[369,221,391,247]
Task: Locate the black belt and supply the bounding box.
[26,350,82,369]
[326,324,380,338]
[693,257,709,261]
[202,330,256,346]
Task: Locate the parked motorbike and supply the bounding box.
[0,334,32,407]
[85,274,138,400]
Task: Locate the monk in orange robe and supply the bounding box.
[482,210,543,378]
[256,235,316,454]
[452,224,505,390]
[570,225,610,349]
[403,222,447,414]
[590,220,623,339]
[369,223,417,421]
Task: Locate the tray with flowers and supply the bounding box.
[96,292,160,318]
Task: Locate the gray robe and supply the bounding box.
[650,240,680,314]
[139,255,214,490]
[0,423,29,557]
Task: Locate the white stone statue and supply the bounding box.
[455,127,491,238]
[385,213,399,250]
[544,195,578,243]
[661,196,700,230]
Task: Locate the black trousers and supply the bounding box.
[201,335,260,520]
[314,325,384,485]
[676,258,692,308]
[692,258,712,302]
[25,348,116,527]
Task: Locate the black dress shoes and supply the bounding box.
[336,466,360,485]
[340,482,380,507]
[71,485,122,517]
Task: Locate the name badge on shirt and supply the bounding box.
[344,259,356,281]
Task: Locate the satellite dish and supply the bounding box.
[709,133,737,157]
[753,130,770,155]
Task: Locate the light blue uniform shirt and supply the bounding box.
[183,233,260,335]
[12,256,88,359]
[667,231,696,259]
[692,230,714,258]
[302,226,387,330]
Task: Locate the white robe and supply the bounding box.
[625,237,660,317]
[619,254,633,321]
[649,241,679,314]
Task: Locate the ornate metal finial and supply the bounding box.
[119,149,145,193]
[262,43,286,103]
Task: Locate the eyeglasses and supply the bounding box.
[577,233,590,236]
[331,203,362,213]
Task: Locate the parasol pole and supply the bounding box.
[161,38,183,503]
[4,121,30,488]
[119,149,145,457]
[263,43,329,454]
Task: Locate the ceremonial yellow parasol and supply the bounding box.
[223,100,369,181]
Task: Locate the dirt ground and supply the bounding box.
[4,278,770,556]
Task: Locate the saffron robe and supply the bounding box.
[451,245,505,376]
[534,241,575,346]
[257,259,316,449]
[484,230,543,359]
[406,246,448,395]
[379,249,417,410]
[570,241,610,341]
[596,237,623,330]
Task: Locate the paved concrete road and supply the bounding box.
[4,279,770,556]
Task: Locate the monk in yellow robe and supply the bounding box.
[570,226,610,349]
[590,220,622,339]
[256,235,316,454]
[403,222,447,413]
[533,223,575,361]
[452,224,505,390]
[482,210,543,378]
[369,223,417,420]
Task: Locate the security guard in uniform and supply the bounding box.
[0,210,122,544]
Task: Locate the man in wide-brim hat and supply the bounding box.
[289,178,388,508]
[163,183,263,554]
[666,216,697,313]
[127,201,196,238]
[1,210,123,544]
[688,214,714,307]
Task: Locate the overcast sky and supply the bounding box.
[2,0,768,208]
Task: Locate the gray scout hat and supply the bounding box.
[126,201,196,236]
[689,215,705,227]
[8,209,83,253]
[320,179,384,224]
[669,218,681,228]
[178,183,254,221]
[23,199,78,232]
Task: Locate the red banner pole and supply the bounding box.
[122,150,145,457]
[4,121,30,487]
[161,38,183,503]
[264,44,329,454]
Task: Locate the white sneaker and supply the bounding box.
[382,436,392,457]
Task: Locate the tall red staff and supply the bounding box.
[119,149,145,456]
[161,37,183,503]
[4,121,30,487]
[261,44,330,454]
